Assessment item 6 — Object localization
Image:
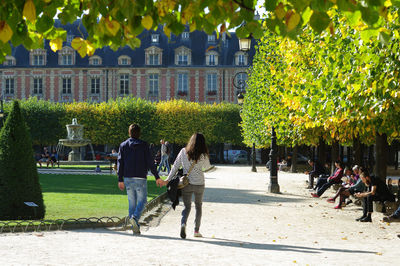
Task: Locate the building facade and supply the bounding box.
[0,20,255,104]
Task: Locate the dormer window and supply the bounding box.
[59,47,75,66]
[208,34,216,42]
[4,56,15,66]
[118,56,131,65]
[151,34,159,43]
[89,56,102,65]
[235,52,248,66]
[175,46,191,65]
[67,34,74,43]
[145,46,163,66]
[182,32,189,39]
[206,51,218,66]
[30,49,46,66]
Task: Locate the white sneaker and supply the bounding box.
[194,231,202,237]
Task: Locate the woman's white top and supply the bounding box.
[166,148,212,185]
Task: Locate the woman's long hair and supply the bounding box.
[185,133,209,162]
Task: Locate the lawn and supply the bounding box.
[39,174,166,220]
[38,164,111,170]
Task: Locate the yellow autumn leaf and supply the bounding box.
[141,15,153,30]
[275,3,285,20]
[49,38,63,52]
[286,12,300,31]
[164,26,171,38]
[104,17,120,36]
[23,0,36,23]
[0,21,13,43]
[86,40,95,56]
[71,37,87,58]
[190,21,196,32]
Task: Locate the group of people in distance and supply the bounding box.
[36,147,58,168]
[306,159,400,223]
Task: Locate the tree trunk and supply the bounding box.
[374,133,388,181]
[290,145,298,173]
[331,141,339,175]
[218,143,224,163]
[394,141,398,170]
[346,146,352,166]
[353,137,363,166]
[368,145,375,170]
[317,138,326,166]
[340,145,344,163]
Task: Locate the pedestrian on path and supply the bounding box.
[117,123,163,235]
[158,139,171,174]
[160,133,212,239]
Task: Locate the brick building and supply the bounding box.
[0,20,255,104]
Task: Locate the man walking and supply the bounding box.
[157,139,170,174]
[117,124,163,235]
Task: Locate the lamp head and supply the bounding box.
[237,92,244,105]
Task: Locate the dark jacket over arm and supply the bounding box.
[117,138,160,182]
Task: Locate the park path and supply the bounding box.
[0,166,399,265]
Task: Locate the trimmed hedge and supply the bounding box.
[3,97,242,146]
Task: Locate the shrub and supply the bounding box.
[0,101,45,220]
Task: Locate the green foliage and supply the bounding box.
[0,0,399,61]
[0,101,45,220]
[242,9,400,149]
[2,98,242,146]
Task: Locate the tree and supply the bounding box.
[0,101,45,220]
[0,0,398,62]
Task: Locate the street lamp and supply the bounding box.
[268,126,280,193]
[234,36,257,172]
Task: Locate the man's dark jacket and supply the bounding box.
[117,137,160,182]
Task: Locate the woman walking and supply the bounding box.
[161,133,212,239]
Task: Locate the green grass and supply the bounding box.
[38,164,111,170]
[39,174,166,220]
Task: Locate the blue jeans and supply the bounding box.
[124,178,147,220]
[157,155,170,173]
[393,205,400,218]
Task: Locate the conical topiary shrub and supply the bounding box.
[0,100,45,220]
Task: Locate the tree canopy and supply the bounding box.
[1,0,399,61]
[242,8,400,149]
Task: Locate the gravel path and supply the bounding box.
[1,166,398,265]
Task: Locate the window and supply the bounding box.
[91,78,100,94]
[149,54,159,65]
[238,54,245,66]
[6,59,13,66]
[120,74,129,95]
[33,55,44,66]
[67,34,74,43]
[5,78,14,95]
[208,35,216,42]
[62,78,72,94]
[149,74,159,96]
[92,58,99,65]
[178,54,188,65]
[89,56,101,65]
[151,34,159,43]
[121,58,128,65]
[182,32,189,39]
[33,78,43,94]
[207,74,217,95]
[62,54,72,65]
[177,73,188,95]
[209,54,216,66]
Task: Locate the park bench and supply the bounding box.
[373,176,399,215]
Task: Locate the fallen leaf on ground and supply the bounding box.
[380,226,386,229]
[376,252,383,256]
[274,216,277,219]
[309,205,313,207]
[272,240,276,242]
[34,233,44,237]
[341,237,348,240]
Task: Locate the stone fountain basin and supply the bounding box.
[59,139,91,147]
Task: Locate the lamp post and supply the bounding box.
[268,126,280,193]
[234,36,257,172]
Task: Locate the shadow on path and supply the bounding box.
[203,187,305,205]
[97,230,375,255]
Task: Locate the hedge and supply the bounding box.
[3,97,242,146]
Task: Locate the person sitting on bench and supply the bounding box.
[355,169,395,222]
[311,160,344,198]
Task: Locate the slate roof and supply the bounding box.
[2,20,256,69]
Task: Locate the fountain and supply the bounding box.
[57,118,95,161]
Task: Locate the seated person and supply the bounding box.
[383,204,400,222]
[95,165,102,173]
[49,149,58,168]
[311,160,344,198]
[341,167,354,188]
[327,165,365,209]
[305,159,326,189]
[355,169,395,222]
[278,159,288,171]
[38,147,50,168]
